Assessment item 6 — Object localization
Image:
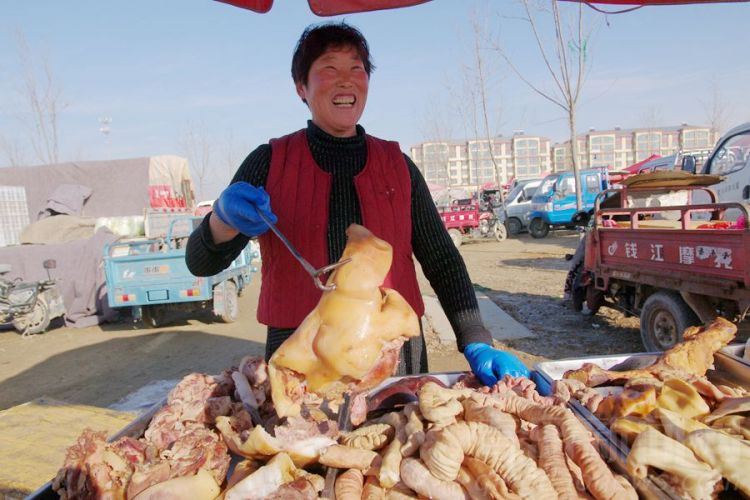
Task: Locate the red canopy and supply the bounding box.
[215,0,431,16]
[564,0,746,4]
[624,154,661,173]
[217,0,745,16]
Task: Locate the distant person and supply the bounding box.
[185,21,528,385]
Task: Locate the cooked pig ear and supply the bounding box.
[655,408,709,443]
[614,386,657,418]
[131,468,220,500]
[656,378,710,419]
[216,417,282,458]
[610,416,660,445]
[685,429,750,496]
[709,415,749,438]
[226,459,261,490]
[703,396,750,424]
[215,417,335,467]
[627,428,721,500]
[224,452,297,500]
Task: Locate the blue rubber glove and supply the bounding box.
[464,343,530,386]
[212,182,277,237]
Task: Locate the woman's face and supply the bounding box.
[296,45,369,138]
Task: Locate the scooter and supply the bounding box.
[0,259,66,336]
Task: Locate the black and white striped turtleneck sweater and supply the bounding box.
[185,121,492,351]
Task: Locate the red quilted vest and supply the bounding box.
[257,129,424,328]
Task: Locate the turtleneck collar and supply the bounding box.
[306,120,366,148]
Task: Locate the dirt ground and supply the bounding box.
[422,231,644,373]
[0,230,648,412]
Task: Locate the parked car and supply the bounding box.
[689,122,750,205]
[527,168,613,238]
[495,178,542,235]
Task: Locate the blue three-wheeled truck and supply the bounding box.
[103,217,258,327]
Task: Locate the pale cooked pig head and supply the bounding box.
[268,224,420,418]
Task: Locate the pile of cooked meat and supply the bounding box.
[555,317,750,499]
[52,224,638,498]
[53,365,640,499]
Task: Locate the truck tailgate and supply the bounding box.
[596,227,750,287]
[105,251,207,307]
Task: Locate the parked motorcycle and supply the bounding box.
[478,211,508,241]
[0,259,66,336]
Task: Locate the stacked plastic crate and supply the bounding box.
[0,186,30,247]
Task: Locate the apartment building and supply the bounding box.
[411,124,716,189]
[550,124,716,172]
[409,133,551,190]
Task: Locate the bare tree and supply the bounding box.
[179,121,212,201]
[488,0,592,210]
[0,135,26,167]
[14,31,67,165]
[469,16,505,191]
[446,13,504,193]
[640,105,663,158]
[418,98,453,186]
[700,78,730,140]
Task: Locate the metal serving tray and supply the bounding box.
[535,351,750,500]
[366,371,672,500]
[720,343,750,369]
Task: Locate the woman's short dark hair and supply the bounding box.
[291,22,375,85]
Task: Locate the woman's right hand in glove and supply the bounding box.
[212,182,277,237]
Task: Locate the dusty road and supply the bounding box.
[0,231,648,411]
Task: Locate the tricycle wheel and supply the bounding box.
[14,296,50,335]
[529,218,549,239]
[448,229,463,248]
[568,258,586,312]
[507,218,522,235]
[640,291,699,351]
[494,223,507,241]
[586,286,604,315]
[218,280,239,323]
[141,305,164,328]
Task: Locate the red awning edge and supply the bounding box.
[215,0,432,16]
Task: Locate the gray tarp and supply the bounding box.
[0,158,151,219]
[0,156,194,328]
[0,228,119,328]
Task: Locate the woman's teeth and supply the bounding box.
[333,96,355,107]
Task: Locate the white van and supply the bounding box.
[692,122,750,204]
[496,178,543,234]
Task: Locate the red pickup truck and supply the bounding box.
[571,176,750,351]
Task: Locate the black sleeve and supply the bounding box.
[406,154,493,351]
[185,145,271,277]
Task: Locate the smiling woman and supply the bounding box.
[292,25,371,137]
[186,20,529,389]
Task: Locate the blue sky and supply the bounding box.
[1,0,749,198]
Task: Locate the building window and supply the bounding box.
[635,132,661,161]
[683,129,711,150]
[514,138,542,176]
[589,135,615,167]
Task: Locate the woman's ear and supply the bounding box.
[295,81,307,104]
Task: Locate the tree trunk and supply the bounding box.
[569,109,583,211]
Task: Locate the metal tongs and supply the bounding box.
[257,211,350,291]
